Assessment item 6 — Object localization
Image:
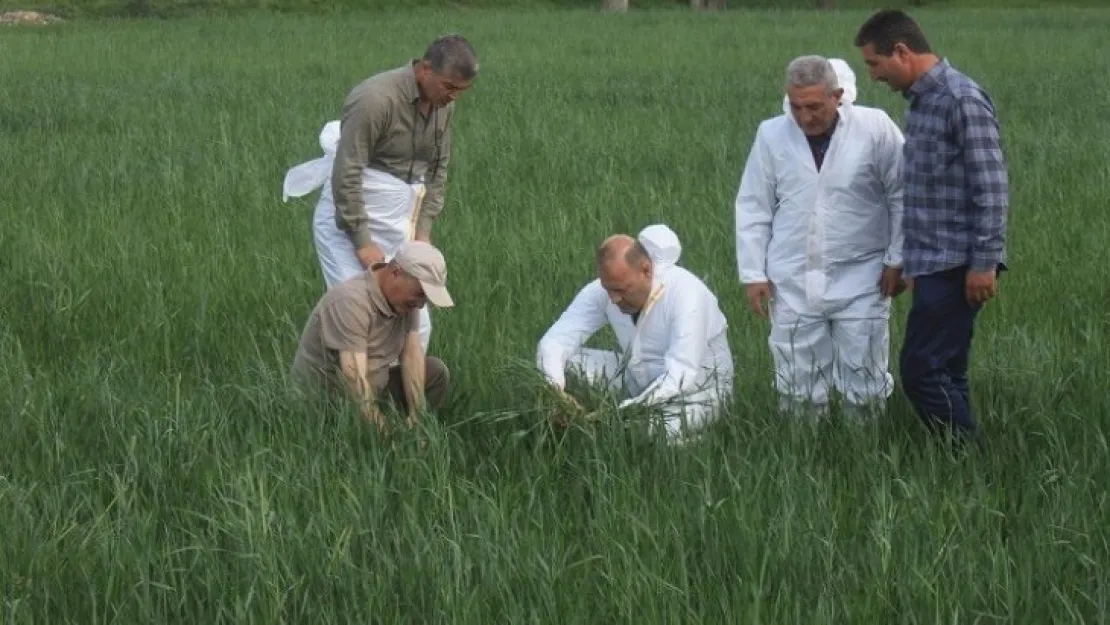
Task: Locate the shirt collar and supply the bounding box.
[401,59,422,104]
[905,57,950,100]
[366,270,397,319]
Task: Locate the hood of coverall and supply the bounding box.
[782,57,859,116]
[637,224,682,273]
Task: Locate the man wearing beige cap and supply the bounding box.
[290,240,454,435]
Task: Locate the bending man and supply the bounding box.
[735,55,905,420]
[290,241,455,436]
[536,225,734,442]
[283,34,478,353]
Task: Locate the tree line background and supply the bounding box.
[0,0,1099,18]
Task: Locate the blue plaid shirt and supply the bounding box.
[901,59,1009,277]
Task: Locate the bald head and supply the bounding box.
[596,234,650,270]
[595,233,653,315]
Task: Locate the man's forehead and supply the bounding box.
[439,72,473,88]
[599,259,637,284]
[859,44,884,61]
[788,85,836,105]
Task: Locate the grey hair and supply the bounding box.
[785,55,840,95]
[423,34,479,80]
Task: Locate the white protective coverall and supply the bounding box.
[283,120,432,353]
[735,59,905,418]
[536,225,735,442]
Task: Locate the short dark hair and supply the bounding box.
[854,9,932,56]
[423,34,478,80]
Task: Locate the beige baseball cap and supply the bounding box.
[394,241,454,308]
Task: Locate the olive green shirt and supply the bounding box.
[331,61,455,250]
[290,270,420,394]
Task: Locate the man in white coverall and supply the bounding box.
[735,55,906,420]
[282,34,478,354]
[536,224,734,442]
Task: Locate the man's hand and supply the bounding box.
[745,282,773,318]
[558,388,583,411]
[363,404,390,436]
[879,265,905,298]
[965,269,998,305]
[550,388,582,428]
[356,243,385,269]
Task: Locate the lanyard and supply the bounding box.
[637,283,665,324]
[615,282,666,379]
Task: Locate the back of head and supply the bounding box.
[854,9,932,56]
[424,34,479,80]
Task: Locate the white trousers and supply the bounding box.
[767,294,893,416]
[565,347,727,443]
[311,180,432,353]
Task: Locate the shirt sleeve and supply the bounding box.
[953,93,1009,271]
[416,104,453,238]
[734,123,777,284]
[876,112,906,268]
[331,89,390,250]
[536,280,609,388]
[620,279,713,409]
[317,298,372,354]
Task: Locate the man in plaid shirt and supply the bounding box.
[854,10,1009,443]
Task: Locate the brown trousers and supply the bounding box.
[293,356,450,415]
[379,356,450,413]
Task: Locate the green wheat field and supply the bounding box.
[2,6,1109,623]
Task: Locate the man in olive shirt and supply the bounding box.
[312,34,477,354]
[291,241,455,435]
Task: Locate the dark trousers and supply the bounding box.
[899,266,983,435]
[380,356,451,413]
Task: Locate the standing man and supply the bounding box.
[284,34,478,354]
[855,10,1009,441]
[536,224,734,444]
[290,241,455,437]
[735,55,906,421]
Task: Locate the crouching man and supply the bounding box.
[536,224,734,443]
[290,241,454,435]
